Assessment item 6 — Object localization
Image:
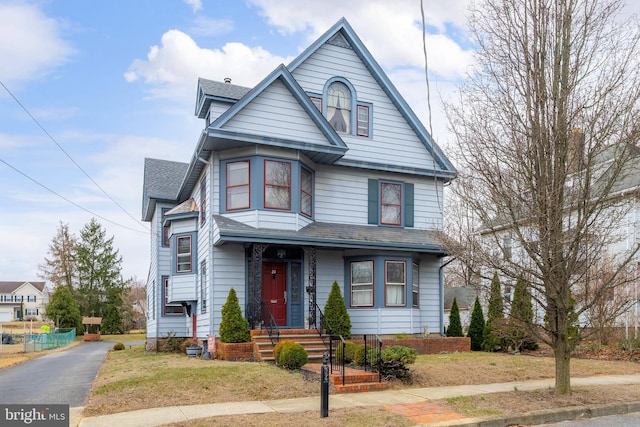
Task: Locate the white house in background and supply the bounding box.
[479,142,640,336]
[0,281,48,322]
[141,18,457,349]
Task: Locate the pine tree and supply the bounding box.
[45,285,82,332]
[75,218,124,322]
[447,297,464,337]
[219,288,250,343]
[323,281,351,339]
[483,271,504,351]
[467,295,485,350]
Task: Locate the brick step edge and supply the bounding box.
[334,382,390,393]
[331,374,380,385]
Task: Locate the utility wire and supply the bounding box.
[0,156,147,233]
[421,0,443,214]
[0,79,148,232]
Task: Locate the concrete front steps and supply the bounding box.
[251,328,329,362]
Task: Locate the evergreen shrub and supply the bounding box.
[323,281,351,338]
[447,297,464,337]
[336,340,357,364]
[353,344,380,366]
[219,288,250,343]
[467,296,485,351]
[279,342,308,369]
[112,342,125,351]
[381,345,418,365]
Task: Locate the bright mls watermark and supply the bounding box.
[1,405,68,426]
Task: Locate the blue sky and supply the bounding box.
[0,0,477,285]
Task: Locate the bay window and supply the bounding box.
[264,160,291,209]
[385,261,406,306]
[350,260,374,307]
[176,235,192,273]
[227,160,250,210]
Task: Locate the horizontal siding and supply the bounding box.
[314,165,443,228]
[223,80,330,145]
[419,255,442,334]
[210,244,246,336]
[169,274,197,301]
[292,43,437,170]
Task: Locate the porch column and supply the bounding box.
[249,243,268,329]
[303,247,317,328]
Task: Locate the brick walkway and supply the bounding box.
[384,401,469,424]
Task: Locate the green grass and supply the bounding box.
[444,396,503,417]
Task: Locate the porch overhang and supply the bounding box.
[212,215,447,255]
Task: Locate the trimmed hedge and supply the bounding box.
[278,342,308,369]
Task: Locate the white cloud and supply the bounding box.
[249,0,473,78]
[183,0,203,13]
[0,2,74,84]
[125,30,290,102]
[190,16,234,37]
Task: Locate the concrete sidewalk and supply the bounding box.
[76,374,640,427]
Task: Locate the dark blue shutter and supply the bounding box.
[368,179,379,224]
[404,183,414,227]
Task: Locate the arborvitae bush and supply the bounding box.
[336,340,357,364]
[323,281,352,338]
[483,272,505,351]
[381,345,418,365]
[467,296,486,351]
[219,288,250,343]
[447,297,464,337]
[508,275,537,351]
[278,342,308,369]
[112,342,125,351]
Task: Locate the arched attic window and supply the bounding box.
[327,81,351,133]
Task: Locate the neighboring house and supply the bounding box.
[142,18,456,348]
[0,281,48,322]
[443,286,478,333]
[479,140,640,333]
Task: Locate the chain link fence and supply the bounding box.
[22,328,76,353]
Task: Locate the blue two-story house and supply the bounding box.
[142,18,456,350]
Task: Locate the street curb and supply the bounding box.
[424,401,640,426]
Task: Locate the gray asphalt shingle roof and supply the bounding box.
[212,215,446,253]
[142,158,189,221]
[198,78,252,101]
[0,281,45,293]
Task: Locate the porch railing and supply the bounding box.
[362,334,383,383]
[329,335,346,385]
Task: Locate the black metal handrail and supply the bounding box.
[260,301,280,346]
[329,335,346,385]
[312,301,332,337]
[362,334,383,382]
[246,301,280,346]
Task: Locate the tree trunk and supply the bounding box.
[554,336,571,394]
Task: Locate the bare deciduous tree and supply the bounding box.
[39,221,77,289]
[446,0,640,394]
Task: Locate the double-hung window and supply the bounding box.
[176,236,192,273]
[381,182,402,225]
[350,261,374,307]
[227,161,250,210]
[27,295,36,302]
[161,208,170,247]
[264,160,291,209]
[163,277,184,315]
[356,105,370,137]
[385,261,406,306]
[412,262,420,308]
[300,167,313,217]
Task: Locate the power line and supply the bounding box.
[0,156,147,234]
[0,79,148,232]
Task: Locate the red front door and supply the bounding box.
[262,262,287,326]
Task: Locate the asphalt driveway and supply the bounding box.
[0,341,113,406]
